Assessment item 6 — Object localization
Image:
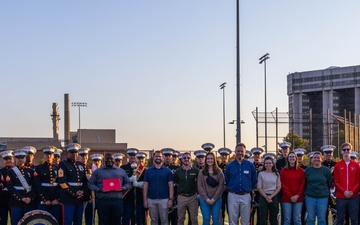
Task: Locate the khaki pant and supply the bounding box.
[228,192,251,225]
[177,194,198,225]
[148,198,169,225]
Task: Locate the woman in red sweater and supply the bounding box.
[280,151,305,225]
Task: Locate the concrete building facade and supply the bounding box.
[287,65,360,152]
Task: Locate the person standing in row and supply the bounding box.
[162,148,179,225]
[194,150,207,170]
[197,152,225,225]
[175,152,199,225]
[114,153,125,168]
[280,151,305,225]
[218,148,231,225]
[333,142,360,225]
[257,155,281,225]
[321,145,338,225]
[143,150,174,225]
[54,148,63,166]
[304,151,332,225]
[58,143,88,225]
[88,153,131,225]
[34,146,60,221]
[132,152,148,225]
[294,149,307,170]
[0,150,13,225]
[6,149,36,225]
[122,148,139,225]
[250,147,264,225]
[78,147,94,225]
[225,143,257,225]
[23,146,37,170]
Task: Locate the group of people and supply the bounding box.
[255,141,360,225]
[0,140,359,225]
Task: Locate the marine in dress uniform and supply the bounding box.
[114,153,125,168]
[250,147,264,225]
[34,146,60,221]
[194,150,207,170]
[54,148,64,225]
[172,150,181,167]
[350,152,358,162]
[22,146,37,170]
[132,152,148,225]
[6,149,36,225]
[90,153,104,225]
[321,145,337,170]
[58,143,88,225]
[276,142,291,171]
[294,148,307,225]
[0,150,14,225]
[218,148,232,225]
[91,154,103,171]
[320,145,339,225]
[161,148,179,225]
[245,150,252,160]
[54,148,63,166]
[121,148,139,225]
[294,148,307,170]
[78,147,94,225]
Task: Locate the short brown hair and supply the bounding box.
[235,143,246,149]
[340,142,352,150]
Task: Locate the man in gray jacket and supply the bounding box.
[88,153,131,225]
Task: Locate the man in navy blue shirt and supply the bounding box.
[225,143,257,225]
[143,150,174,225]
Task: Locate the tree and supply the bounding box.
[283,132,310,151]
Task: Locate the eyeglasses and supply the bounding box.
[342,148,351,152]
[182,157,190,159]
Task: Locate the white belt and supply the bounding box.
[14,186,32,191]
[2,188,8,191]
[41,183,58,187]
[68,182,83,187]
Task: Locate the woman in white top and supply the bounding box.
[257,156,282,225]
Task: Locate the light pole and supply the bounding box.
[236,0,241,144]
[259,53,270,153]
[71,102,87,144]
[220,82,227,148]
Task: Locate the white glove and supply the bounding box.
[129,175,137,182]
[133,181,144,188]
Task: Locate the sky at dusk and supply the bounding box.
[1,1,360,152]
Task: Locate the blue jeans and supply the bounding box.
[199,197,222,225]
[305,195,328,225]
[282,202,303,225]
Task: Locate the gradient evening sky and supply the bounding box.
[1,1,360,152]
